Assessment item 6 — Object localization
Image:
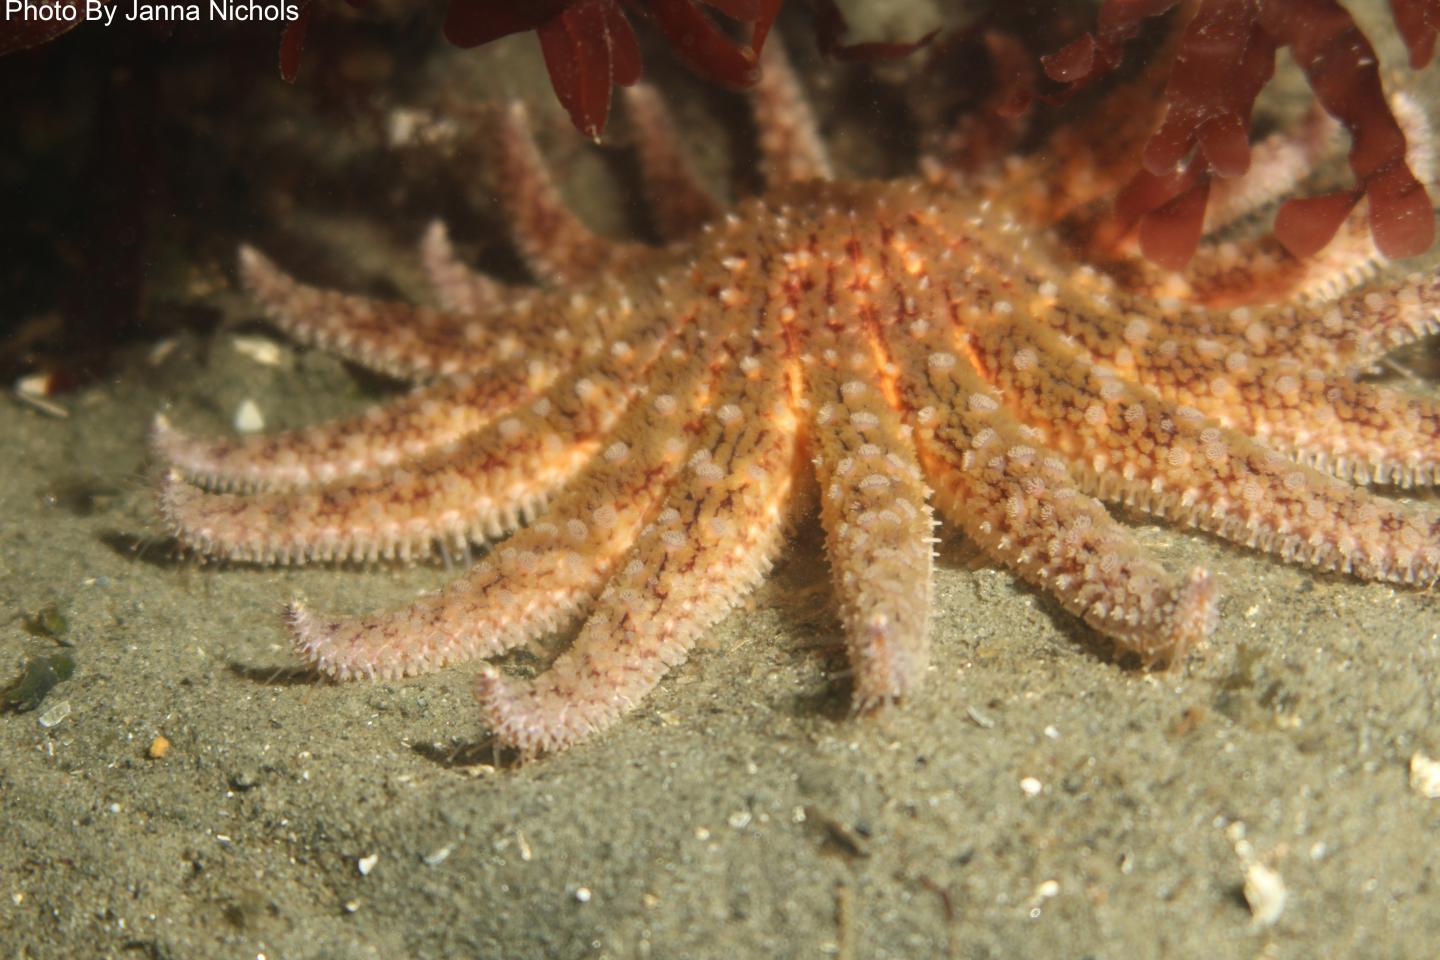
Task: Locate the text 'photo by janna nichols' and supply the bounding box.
[3,0,298,26]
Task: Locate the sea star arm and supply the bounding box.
[974,310,1440,585]
[157,410,582,565]
[474,304,799,754]
[1098,102,1341,278]
[1231,370,1440,487]
[803,279,935,708]
[419,220,516,316]
[238,247,514,380]
[998,252,1440,488]
[151,369,546,493]
[1083,318,1440,488]
[287,416,692,678]
[1141,106,1347,306]
[1332,271,1440,370]
[155,257,671,496]
[1201,104,1340,234]
[1043,258,1440,384]
[966,199,1438,388]
[621,83,722,241]
[489,102,649,285]
[157,293,696,562]
[288,319,734,679]
[998,53,1172,228]
[1149,195,1418,308]
[887,280,1216,665]
[1106,90,1434,307]
[751,40,833,187]
[1164,223,1375,308]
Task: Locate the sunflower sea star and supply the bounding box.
[154,42,1440,755]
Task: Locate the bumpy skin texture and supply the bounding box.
[155,44,1440,756]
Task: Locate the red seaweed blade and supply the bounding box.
[1049,0,1437,265]
[1260,0,1435,258]
[444,0,574,48]
[445,0,779,138]
[1389,0,1440,68]
[537,0,640,141]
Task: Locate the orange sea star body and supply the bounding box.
[155,44,1440,755]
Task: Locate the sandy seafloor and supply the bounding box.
[4,5,1440,959]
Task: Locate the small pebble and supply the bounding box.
[231,336,285,367]
[147,338,179,365]
[234,399,265,434]
[23,604,69,639]
[229,768,261,791]
[422,844,454,867]
[1409,752,1440,799]
[1243,863,1287,927]
[148,736,172,760]
[37,700,71,728]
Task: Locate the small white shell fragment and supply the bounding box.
[231,335,285,367]
[422,844,454,867]
[1243,862,1287,927]
[1019,777,1042,797]
[966,705,995,728]
[357,853,379,876]
[37,700,71,728]
[147,337,179,365]
[1023,878,1061,916]
[1409,752,1440,799]
[13,374,68,418]
[15,372,55,398]
[234,399,265,434]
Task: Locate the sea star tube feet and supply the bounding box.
[155,41,1440,756]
